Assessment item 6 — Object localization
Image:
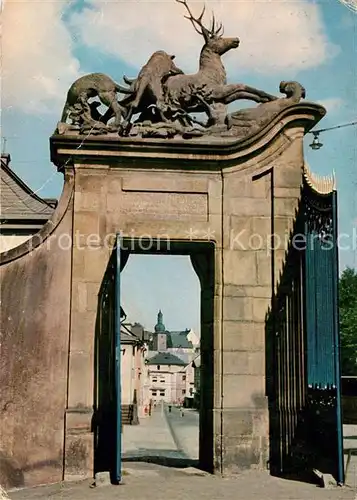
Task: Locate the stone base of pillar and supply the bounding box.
[64,408,94,481]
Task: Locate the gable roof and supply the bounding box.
[167,332,193,349]
[0,154,56,227]
[120,324,144,345]
[146,352,186,366]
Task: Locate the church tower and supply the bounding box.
[155,310,167,351]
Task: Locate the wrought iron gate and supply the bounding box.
[267,176,344,484]
[94,235,122,483]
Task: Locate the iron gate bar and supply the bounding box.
[303,183,344,484]
[267,178,344,484]
[115,234,122,484]
[332,191,344,485]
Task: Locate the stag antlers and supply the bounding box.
[176,0,223,39]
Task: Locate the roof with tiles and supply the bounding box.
[146,352,187,366]
[0,154,56,226]
[120,324,144,344]
[166,332,193,349]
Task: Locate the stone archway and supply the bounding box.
[49,103,324,480]
[0,100,327,487]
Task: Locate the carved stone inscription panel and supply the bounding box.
[118,191,208,221]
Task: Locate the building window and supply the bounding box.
[157,365,160,370]
[182,375,186,381]
[182,390,186,395]
[152,390,157,396]
[152,378,157,382]
[160,391,165,396]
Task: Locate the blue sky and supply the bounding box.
[2,0,356,332]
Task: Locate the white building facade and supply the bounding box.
[146,352,188,404]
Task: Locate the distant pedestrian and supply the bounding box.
[168,405,172,413]
[181,408,184,417]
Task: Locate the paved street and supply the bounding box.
[4,407,356,499]
[122,403,190,465]
[6,464,355,500]
[164,405,199,461]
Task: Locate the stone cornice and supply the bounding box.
[50,102,325,171]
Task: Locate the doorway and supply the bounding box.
[94,237,215,480]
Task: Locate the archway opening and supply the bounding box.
[121,254,201,468]
[94,239,215,476]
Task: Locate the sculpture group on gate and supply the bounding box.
[57,0,306,140]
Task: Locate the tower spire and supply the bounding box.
[155,310,165,333]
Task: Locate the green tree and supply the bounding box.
[339,267,357,375]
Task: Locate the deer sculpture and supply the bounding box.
[163,0,277,126]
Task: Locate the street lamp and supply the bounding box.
[308,120,357,151]
[309,132,323,150]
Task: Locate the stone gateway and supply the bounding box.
[0,0,344,490]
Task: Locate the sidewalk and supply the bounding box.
[122,405,187,464]
[344,424,357,489]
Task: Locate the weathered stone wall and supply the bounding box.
[0,174,74,488]
[219,128,304,472]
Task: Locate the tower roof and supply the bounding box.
[154,309,166,333]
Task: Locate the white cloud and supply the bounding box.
[69,0,338,78]
[317,98,344,113]
[2,0,81,115]
[1,0,338,116]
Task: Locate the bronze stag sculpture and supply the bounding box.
[164,0,277,125]
[57,0,306,139]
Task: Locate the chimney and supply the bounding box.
[1,153,11,168]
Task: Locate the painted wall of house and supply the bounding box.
[148,364,188,404]
[186,329,200,348]
[185,363,196,397]
[137,353,151,417]
[121,344,136,405]
[0,234,33,253]
[121,342,151,416]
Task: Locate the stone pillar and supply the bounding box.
[65,165,111,480]
[219,127,305,473]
